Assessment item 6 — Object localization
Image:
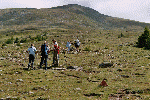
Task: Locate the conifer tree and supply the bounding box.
[146,36,150,49]
[137,27,150,48]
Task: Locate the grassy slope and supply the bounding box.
[0,4,150,99]
[0,28,150,99]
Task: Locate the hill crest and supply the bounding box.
[0,4,150,32]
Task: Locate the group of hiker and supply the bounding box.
[27,39,59,70]
[66,38,80,53]
[26,38,80,70]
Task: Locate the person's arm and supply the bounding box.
[47,46,50,54]
[26,48,29,53]
[34,48,37,54]
[35,49,37,54]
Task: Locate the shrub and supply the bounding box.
[6,39,13,44]
[16,42,21,46]
[43,32,47,36]
[136,27,150,48]
[11,36,14,40]
[146,36,150,49]
[14,37,19,43]
[20,38,27,43]
[104,46,109,49]
[2,43,7,46]
[118,33,124,38]
[35,35,47,41]
[29,35,32,39]
[84,46,91,51]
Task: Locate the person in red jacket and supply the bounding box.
[52,39,59,67]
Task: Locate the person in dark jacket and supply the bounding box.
[40,41,50,70]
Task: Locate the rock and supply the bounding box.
[52,68,66,70]
[6,96,12,99]
[76,88,81,91]
[84,93,103,97]
[75,67,83,71]
[0,57,6,60]
[67,66,83,71]
[145,56,150,59]
[16,79,23,82]
[99,62,113,68]
[0,90,3,92]
[67,66,77,69]
[131,91,136,94]
[120,75,129,78]
[118,44,123,47]
[29,91,34,94]
[117,69,122,72]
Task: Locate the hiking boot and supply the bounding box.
[28,64,30,69]
[54,64,58,67]
[39,65,42,69]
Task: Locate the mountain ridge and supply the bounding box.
[0,4,150,32]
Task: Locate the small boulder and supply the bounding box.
[117,69,122,72]
[16,79,23,82]
[0,57,6,60]
[67,66,78,69]
[99,62,113,68]
[120,75,129,78]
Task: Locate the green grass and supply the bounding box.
[0,4,150,99]
[0,28,150,99]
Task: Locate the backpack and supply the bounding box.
[76,41,80,46]
[41,44,47,55]
[74,40,80,46]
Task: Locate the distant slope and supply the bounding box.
[0,4,150,32]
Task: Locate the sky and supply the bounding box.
[0,0,150,23]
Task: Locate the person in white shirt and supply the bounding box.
[27,44,37,69]
[66,40,71,53]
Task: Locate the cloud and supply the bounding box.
[0,0,64,8]
[90,0,150,23]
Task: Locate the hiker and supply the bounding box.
[52,39,59,67]
[26,44,37,70]
[66,40,71,53]
[40,41,50,70]
[74,38,80,52]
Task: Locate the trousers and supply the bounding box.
[53,51,59,66]
[28,54,35,68]
[40,54,48,68]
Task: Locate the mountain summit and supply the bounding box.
[0,4,150,31]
